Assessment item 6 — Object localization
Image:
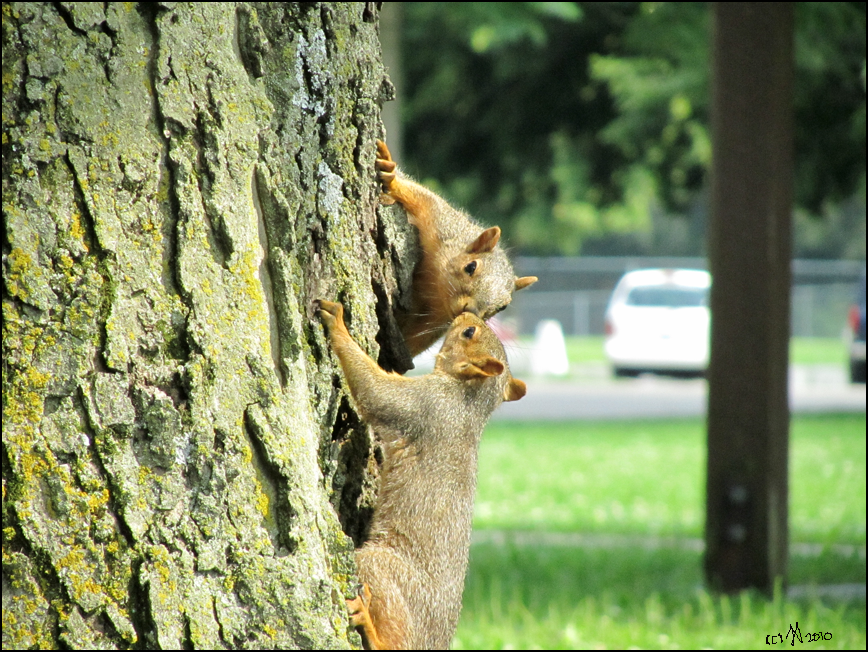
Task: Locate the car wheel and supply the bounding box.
[850,358,866,384]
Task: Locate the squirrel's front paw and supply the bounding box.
[375,140,397,203]
[317,299,344,330]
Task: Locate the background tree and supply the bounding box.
[3,2,408,647]
[399,1,866,258]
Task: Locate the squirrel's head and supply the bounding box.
[446,227,537,321]
[435,312,526,402]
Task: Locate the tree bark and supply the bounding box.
[2,2,412,648]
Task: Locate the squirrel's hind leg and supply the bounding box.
[347,583,385,650]
[347,580,412,649]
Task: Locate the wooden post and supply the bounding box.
[705,2,793,594]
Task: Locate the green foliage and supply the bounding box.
[589,2,710,212]
[400,2,867,257]
[402,2,637,255]
[794,2,867,213]
[593,2,867,215]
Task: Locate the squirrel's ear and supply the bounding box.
[467,227,501,254]
[456,357,504,379]
[515,276,537,291]
[504,377,527,402]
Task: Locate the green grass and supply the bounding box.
[563,335,607,365]
[472,415,866,543]
[547,336,848,367]
[455,414,866,649]
[455,544,865,649]
[789,337,850,366]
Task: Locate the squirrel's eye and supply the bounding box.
[464,261,478,275]
[462,326,476,338]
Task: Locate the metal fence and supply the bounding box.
[507,257,864,338]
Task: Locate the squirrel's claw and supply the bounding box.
[378,167,396,184]
[376,161,397,195]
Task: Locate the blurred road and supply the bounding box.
[493,363,866,421]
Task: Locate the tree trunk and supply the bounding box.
[2,2,412,648]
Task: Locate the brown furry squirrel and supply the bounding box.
[376,140,537,357]
[317,299,526,649]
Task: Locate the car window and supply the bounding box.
[626,285,708,308]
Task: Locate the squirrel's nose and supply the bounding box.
[460,299,479,316]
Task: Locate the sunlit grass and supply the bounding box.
[457,545,707,650]
[790,337,850,366]
[537,335,847,367]
[474,414,866,543]
[473,419,705,536]
[790,415,867,544]
[455,543,865,649]
[563,335,607,365]
[456,414,866,649]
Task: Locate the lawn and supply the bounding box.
[454,414,866,649]
[789,337,852,366]
[551,336,848,368]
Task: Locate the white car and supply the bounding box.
[604,269,711,377]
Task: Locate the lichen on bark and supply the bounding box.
[3,2,410,648]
